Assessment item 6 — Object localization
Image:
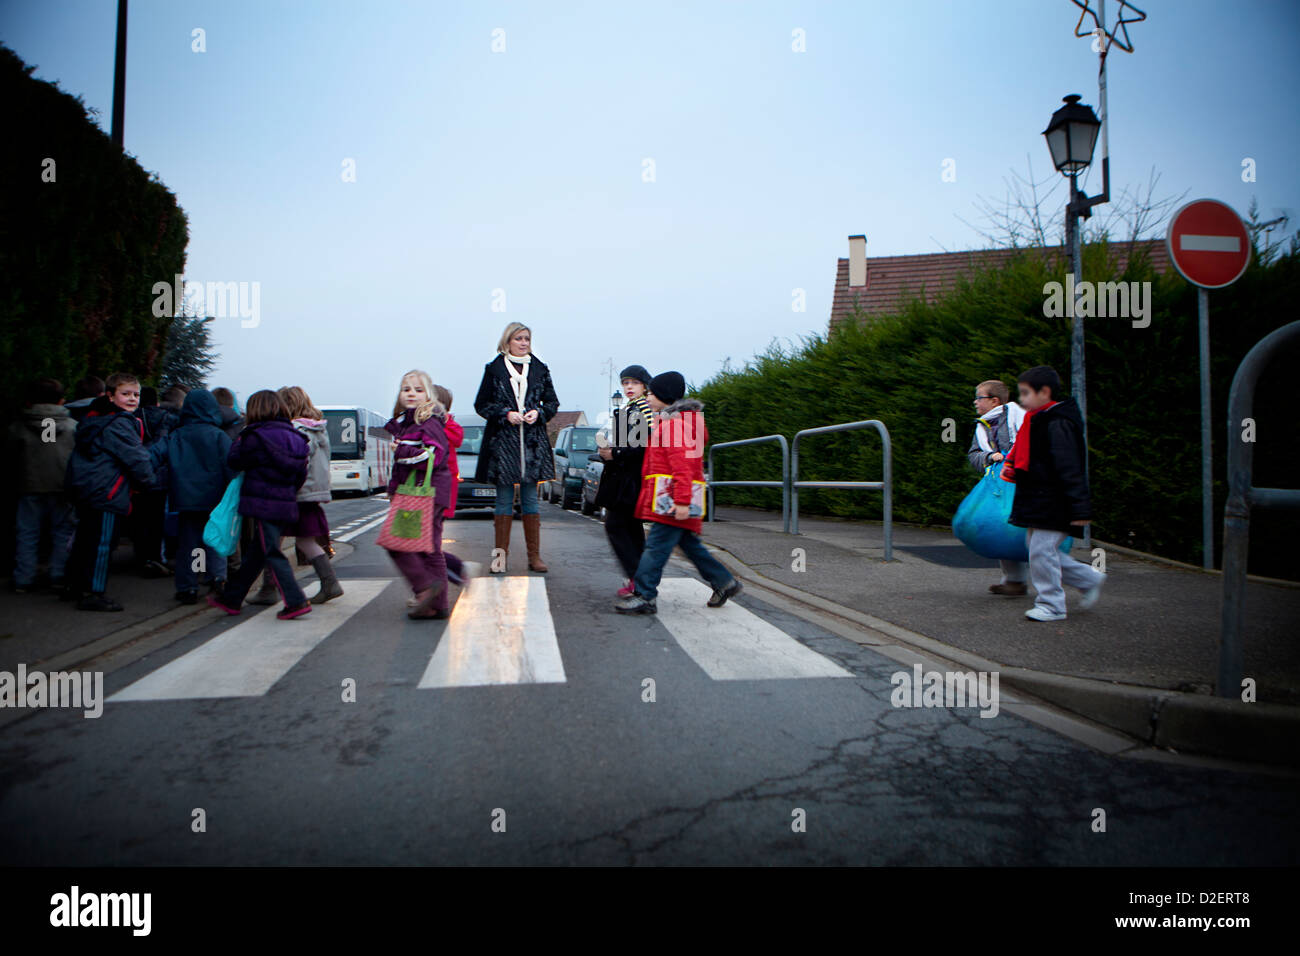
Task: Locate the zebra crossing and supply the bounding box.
[105,575,855,703]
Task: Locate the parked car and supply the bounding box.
[450,415,498,514]
[545,425,602,509]
[580,455,604,516]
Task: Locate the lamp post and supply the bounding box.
[1043,92,1107,550]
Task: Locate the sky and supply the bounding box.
[3,0,1298,424]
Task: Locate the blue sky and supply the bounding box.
[3,0,1297,422]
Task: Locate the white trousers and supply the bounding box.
[999,559,1028,584]
[1027,528,1102,615]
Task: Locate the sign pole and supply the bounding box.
[1198,286,1212,569]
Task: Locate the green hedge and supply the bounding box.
[696,242,1299,578]
[0,44,189,414]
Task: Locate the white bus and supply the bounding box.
[319,405,392,495]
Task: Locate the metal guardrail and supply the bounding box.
[791,420,892,560]
[706,435,790,532]
[1219,320,1300,698]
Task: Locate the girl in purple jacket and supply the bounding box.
[384,370,453,618]
[209,390,311,619]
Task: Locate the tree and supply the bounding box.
[159,307,217,390]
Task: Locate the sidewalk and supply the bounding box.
[0,541,352,675]
[701,505,1300,765]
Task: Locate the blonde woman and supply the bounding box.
[472,322,559,572]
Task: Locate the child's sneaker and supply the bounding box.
[615,593,657,615]
[207,593,241,615]
[1024,606,1066,622]
[277,602,312,620]
[77,593,123,612]
[1078,573,1106,610]
[617,579,636,598]
[707,579,743,607]
[175,589,199,605]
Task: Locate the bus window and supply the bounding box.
[324,410,360,460]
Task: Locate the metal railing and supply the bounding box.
[706,435,790,532]
[791,420,892,560]
[1219,320,1300,698]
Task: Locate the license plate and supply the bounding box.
[471,488,495,497]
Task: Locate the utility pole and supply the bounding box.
[111,0,128,148]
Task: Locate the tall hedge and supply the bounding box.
[696,242,1299,579]
[0,44,189,414]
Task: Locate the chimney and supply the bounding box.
[848,234,867,287]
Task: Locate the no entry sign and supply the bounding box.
[1167,199,1251,289]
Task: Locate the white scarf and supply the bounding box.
[502,351,530,413]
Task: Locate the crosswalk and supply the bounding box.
[106,575,855,704]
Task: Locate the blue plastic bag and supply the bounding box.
[953,466,1071,561]
[203,474,244,557]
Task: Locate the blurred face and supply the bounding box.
[646,391,666,412]
[972,389,1001,415]
[1018,382,1053,411]
[110,383,140,413]
[508,329,531,356]
[401,376,427,408]
[622,378,646,400]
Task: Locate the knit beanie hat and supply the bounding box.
[648,371,686,404]
[618,364,652,387]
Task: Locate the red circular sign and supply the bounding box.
[1166,199,1251,288]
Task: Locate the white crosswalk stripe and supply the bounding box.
[418,576,566,688]
[107,580,392,701]
[651,578,854,680]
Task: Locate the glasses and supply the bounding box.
[972,395,996,403]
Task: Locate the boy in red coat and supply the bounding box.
[614,372,742,615]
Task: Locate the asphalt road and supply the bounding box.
[1,495,1297,865]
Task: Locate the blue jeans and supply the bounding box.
[632,522,733,601]
[220,518,306,608]
[14,493,75,587]
[494,482,539,515]
[175,510,228,592]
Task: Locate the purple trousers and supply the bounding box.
[386,511,447,611]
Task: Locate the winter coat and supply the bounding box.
[443,414,464,518]
[472,353,560,486]
[65,397,157,515]
[966,403,1024,472]
[384,410,454,508]
[166,389,234,513]
[6,403,76,495]
[635,397,709,533]
[137,405,177,491]
[1007,398,1092,535]
[595,396,652,510]
[228,419,309,524]
[292,418,332,503]
[217,404,244,439]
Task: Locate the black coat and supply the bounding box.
[594,399,651,509]
[1007,398,1092,534]
[473,354,560,485]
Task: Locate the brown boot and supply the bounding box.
[523,513,548,572]
[989,581,1027,596]
[492,514,512,573]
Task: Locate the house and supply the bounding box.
[829,233,1172,332]
[546,410,588,444]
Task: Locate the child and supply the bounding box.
[279,385,343,604]
[384,370,453,619]
[64,372,158,611]
[596,365,653,596]
[1001,365,1105,621]
[431,384,476,589]
[7,378,76,593]
[167,388,234,604]
[129,385,173,578]
[614,371,742,615]
[208,390,312,619]
[966,378,1028,595]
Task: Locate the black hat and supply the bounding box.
[648,371,686,404]
[618,365,651,387]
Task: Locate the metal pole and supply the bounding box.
[1067,175,1090,552]
[111,0,128,148]
[1198,286,1213,569]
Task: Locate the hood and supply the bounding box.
[1037,397,1084,428]
[180,388,223,427]
[218,404,241,426]
[75,397,125,450]
[659,397,704,418]
[292,417,327,432]
[21,403,69,428]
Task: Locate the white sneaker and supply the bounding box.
[1025,606,1067,622]
[1079,573,1106,610]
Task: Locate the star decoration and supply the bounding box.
[1072,0,1146,53]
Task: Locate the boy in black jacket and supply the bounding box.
[1001,366,1105,622]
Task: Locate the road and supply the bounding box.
[1,495,1297,865]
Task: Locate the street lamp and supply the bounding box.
[611,391,624,411]
[1043,93,1107,551]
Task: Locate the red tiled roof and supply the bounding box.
[829,240,1171,331]
[546,411,588,442]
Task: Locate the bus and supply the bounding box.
[319,405,392,495]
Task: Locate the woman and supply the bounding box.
[594,365,653,596]
[473,322,560,572]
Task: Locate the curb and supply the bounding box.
[707,546,1300,769]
